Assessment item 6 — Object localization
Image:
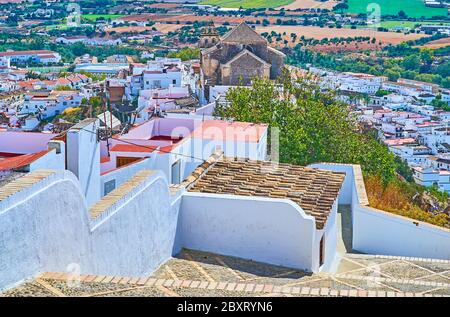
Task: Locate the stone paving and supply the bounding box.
[2,249,449,297]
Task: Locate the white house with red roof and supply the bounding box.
[0,130,64,178]
[18,90,83,119]
[0,50,61,65]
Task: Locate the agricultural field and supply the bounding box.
[416,37,450,49]
[45,24,70,31]
[347,20,450,30]
[278,0,338,10]
[82,14,125,21]
[199,0,295,9]
[346,0,448,18]
[255,25,428,46]
[106,23,183,34]
[115,13,289,25]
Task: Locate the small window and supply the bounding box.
[171,160,181,184]
[172,79,176,85]
[104,179,116,196]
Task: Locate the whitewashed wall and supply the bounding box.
[0,170,181,291]
[176,192,321,272]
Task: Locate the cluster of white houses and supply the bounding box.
[314,67,450,193]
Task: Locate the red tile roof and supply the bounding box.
[0,150,49,171]
[100,156,111,163]
[0,50,55,57]
[110,144,157,153]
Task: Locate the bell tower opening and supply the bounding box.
[199,21,220,49]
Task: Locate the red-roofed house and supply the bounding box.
[0,50,61,65]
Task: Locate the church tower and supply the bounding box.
[199,21,220,49]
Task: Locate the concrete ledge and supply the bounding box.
[0,170,55,202]
[90,170,155,220]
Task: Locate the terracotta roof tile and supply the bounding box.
[186,153,345,229]
[0,150,49,171]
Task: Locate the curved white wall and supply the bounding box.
[0,170,181,290]
[177,192,317,272]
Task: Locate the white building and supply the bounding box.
[130,58,182,95]
[18,90,83,119]
[0,50,62,65]
[413,166,450,193]
[85,37,122,46]
[55,36,89,45]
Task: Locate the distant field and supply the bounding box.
[106,23,182,34]
[82,14,125,21]
[199,0,295,9]
[255,25,428,45]
[416,37,450,49]
[278,0,338,10]
[378,20,450,29]
[45,24,69,30]
[346,0,448,18]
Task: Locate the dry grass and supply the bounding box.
[365,175,450,229]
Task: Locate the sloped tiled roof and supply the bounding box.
[0,150,49,171]
[186,154,345,229]
[222,49,271,68]
[221,22,267,44]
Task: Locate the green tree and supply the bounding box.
[402,54,420,71]
[385,69,401,82]
[214,70,397,183]
[167,47,200,61]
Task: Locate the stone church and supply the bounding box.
[199,22,285,99]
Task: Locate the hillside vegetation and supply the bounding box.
[214,69,450,228]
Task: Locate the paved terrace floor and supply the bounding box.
[2,249,450,297]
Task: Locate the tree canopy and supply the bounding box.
[214,69,397,183]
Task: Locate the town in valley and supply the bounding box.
[0,0,449,299]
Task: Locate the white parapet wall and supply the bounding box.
[176,192,321,272]
[0,169,181,291]
[309,163,450,260]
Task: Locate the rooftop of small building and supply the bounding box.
[184,153,345,229]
